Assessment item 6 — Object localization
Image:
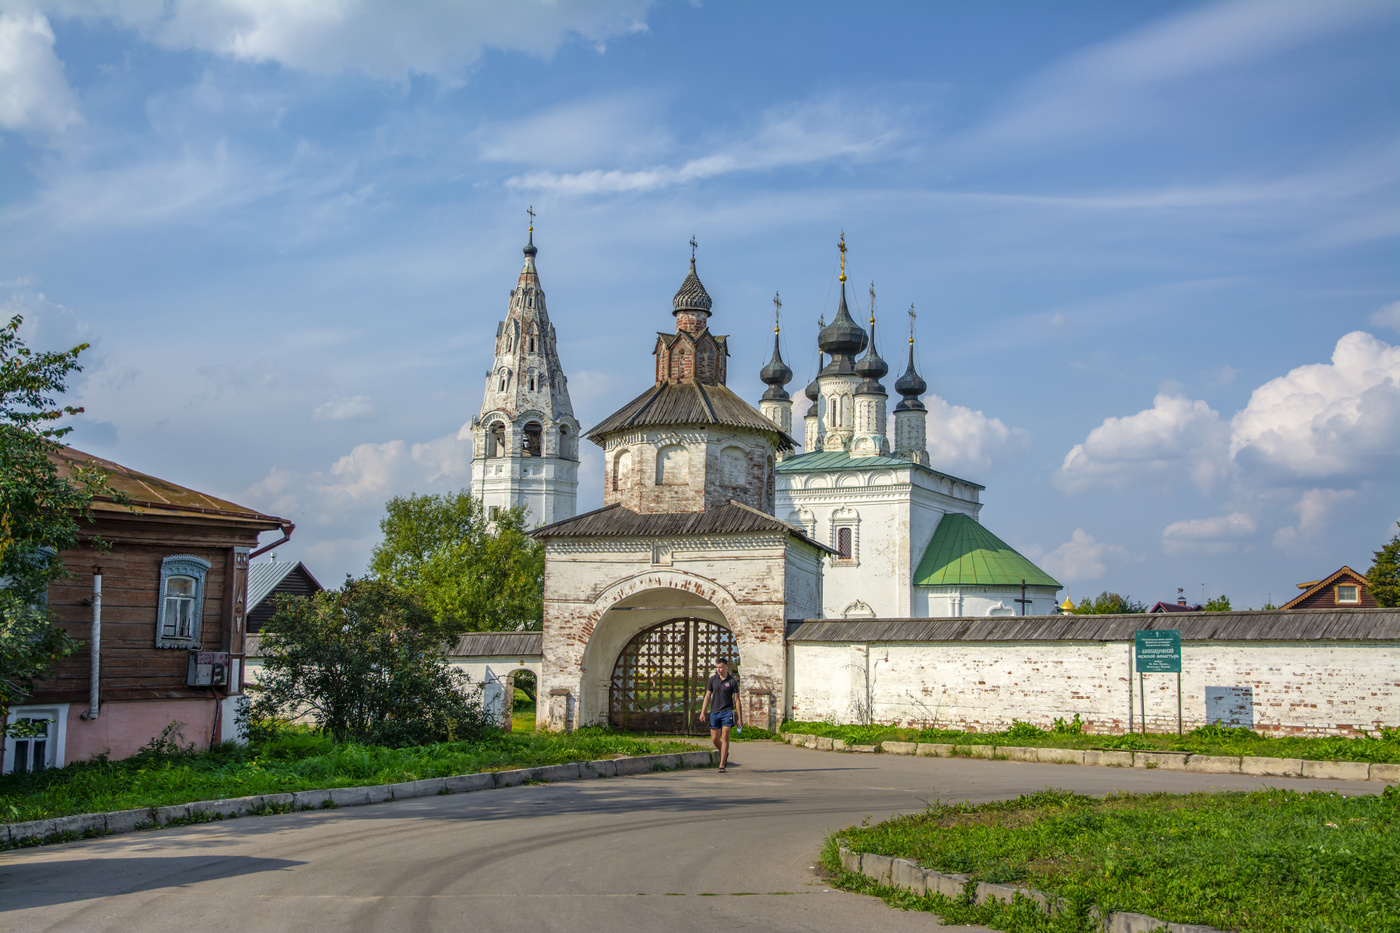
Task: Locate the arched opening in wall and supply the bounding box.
[529,334,537,353]
[669,348,688,382]
[487,422,506,457]
[559,425,572,460]
[523,422,542,457]
[837,527,852,559]
[528,373,536,392]
[656,445,689,485]
[498,371,509,391]
[613,448,631,491]
[503,668,537,733]
[609,619,738,734]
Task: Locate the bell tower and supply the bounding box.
[471,214,579,526]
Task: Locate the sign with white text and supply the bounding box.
[1135,630,1181,673]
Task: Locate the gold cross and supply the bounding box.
[838,231,847,282]
[869,281,876,326]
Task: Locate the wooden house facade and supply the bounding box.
[1,447,291,774]
[245,560,324,634]
[1281,566,1377,611]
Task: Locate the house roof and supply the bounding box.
[775,449,984,490]
[1280,565,1368,610]
[786,608,1400,643]
[530,501,837,554]
[913,512,1060,588]
[1149,602,1200,613]
[586,381,794,449]
[50,445,288,530]
[245,631,543,660]
[247,560,323,610]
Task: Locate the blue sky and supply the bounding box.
[3,0,1397,609]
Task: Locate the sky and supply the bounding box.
[2,0,1397,610]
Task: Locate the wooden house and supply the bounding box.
[1281,566,1377,610]
[245,559,324,634]
[1,447,291,774]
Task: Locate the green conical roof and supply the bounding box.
[914,513,1060,588]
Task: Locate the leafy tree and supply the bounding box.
[1203,594,1232,612]
[250,578,495,746]
[1,315,114,732]
[1072,591,1147,614]
[369,491,544,632]
[1368,522,1400,608]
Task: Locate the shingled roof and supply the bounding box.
[531,501,836,554]
[586,381,794,450]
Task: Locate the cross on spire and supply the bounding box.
[773,291,782,334]
[838,231,847,282]
[869,281,876,326]
[527,205,535,232]
[908,304,917,345]
[690,235,698,261]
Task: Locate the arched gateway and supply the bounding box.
[609,619,738,734]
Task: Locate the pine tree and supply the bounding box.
[1367,523,1400,608]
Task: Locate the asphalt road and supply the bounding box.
[1,742,1381,933]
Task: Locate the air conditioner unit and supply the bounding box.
[187,651,231,687]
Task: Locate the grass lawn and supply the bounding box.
[1,726,694,827]
[827,787,1400,933]
[783,720,1400,763]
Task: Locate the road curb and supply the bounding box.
[780,733,1397,783]
[838,844,1226,933]
[2,749,715,849]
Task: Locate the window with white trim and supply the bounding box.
[2,705,66,774]
[157,555,211,648]
[1336,584,1360,604]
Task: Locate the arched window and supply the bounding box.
[498,371,509,392]
[656,445,689,485]
[559,424,572,460]
[528,374,536,392]
[837,527,852,559]
[613,448,632,491]
[523,422,543,458]
[529,335,537,353]
[487,422,506,458]
[720,446,747,485]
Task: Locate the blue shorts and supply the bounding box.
[708,710,735,730]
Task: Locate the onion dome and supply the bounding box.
[855,316,888,396]
[817,282,867,359]
[672,257,713,314]
[804,378,820,402]
[894,343,928,412]
[523,226,537,258]
[760,333,793,401]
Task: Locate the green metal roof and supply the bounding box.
[776,450,983,490]
[913,513,1061,588]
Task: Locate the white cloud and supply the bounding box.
[1371,300,1400,334]
[506,95,902,194]
[477,93,672,170]
[39,0,653,82]
[923,393,1031,477]
[1162,511,1256,554]
[1230,331,1400,482]
[313,395,378,422]
[0,10,81,136]
[1272,488,1357,550]
[1039,528,1122,583]
[1055,392,1229,494]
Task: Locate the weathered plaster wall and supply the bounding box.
[602,427,774,514]
[788,640,1400,736]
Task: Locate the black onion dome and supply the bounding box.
[760,334,793,401]
[805,377,821,402]
[854,319,888,395]
[894,344,928,411]
[817,282,867,356]
[672,257,713,314]
[523,228,538,257]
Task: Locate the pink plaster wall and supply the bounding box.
[64,698,216,764]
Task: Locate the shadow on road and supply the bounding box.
[0,856,303,910]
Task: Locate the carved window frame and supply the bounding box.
[156,555,211,649]
[829,508,860,566]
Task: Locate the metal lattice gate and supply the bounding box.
[609,619,738,734]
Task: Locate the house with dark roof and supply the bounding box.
[245,559,324,633]
[2,447,291,774]
[1281,566,1376,610]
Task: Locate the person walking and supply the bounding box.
[699,657,742,772]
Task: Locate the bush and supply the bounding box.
[251,578,496,747]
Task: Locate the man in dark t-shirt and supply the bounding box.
[699,658,742,772]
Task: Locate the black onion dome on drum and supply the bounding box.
[672,257,713,313]
[760,333,793,401]
[523,227,537,257]
[894,343,927,411]
[854,318,888,395]
[817,282,867,359]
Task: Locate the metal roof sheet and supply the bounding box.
[587,381,794,449]
[913,513,1060,588]
[531,501,838,554]
[775,449,984,490]
[786,608,1400,643]
[246,560,323,610]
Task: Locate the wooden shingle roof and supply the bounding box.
[531,501,837,554]
[586,381,794,449]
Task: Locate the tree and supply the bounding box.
[1203,595,1232,612]
[1368,522,1400,608]
[1071,592,1147,614]
[369,492,544,632]
[250,578,494,746]
[1,315,114,732]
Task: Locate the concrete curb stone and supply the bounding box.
[838,845,1224,932]
[881,741,918,756]
[1084,749,1134,768]
[916,743,952,757]
[1036,747,1085,765]
[1133,751,1189,771]
[1000,746,1039,762]
[1184,755,1240,775]
[1369,763,1399,783]
[3,750,716,849]
[849,744,878,753]
[815,736,835,751]
[1301,759,1370,781]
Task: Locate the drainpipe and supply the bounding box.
[250,521,295,559]
[81,567,102,720]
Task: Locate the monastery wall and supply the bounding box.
[787,639,1400,736]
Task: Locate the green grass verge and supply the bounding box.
[825,787,1400,933]
[1,726,692,825]
[781,720,1400,763]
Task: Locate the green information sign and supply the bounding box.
[1135,630,1181,673]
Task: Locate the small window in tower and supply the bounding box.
[837,527,852,559]
[528,375,535,392]
[487,422,506,458]
[529,336,537,353]
[613,448,631,491]
[489,506,500,521]
[523,422,543,458]
[498,371,509,391]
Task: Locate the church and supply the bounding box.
[472,227,1063,732]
